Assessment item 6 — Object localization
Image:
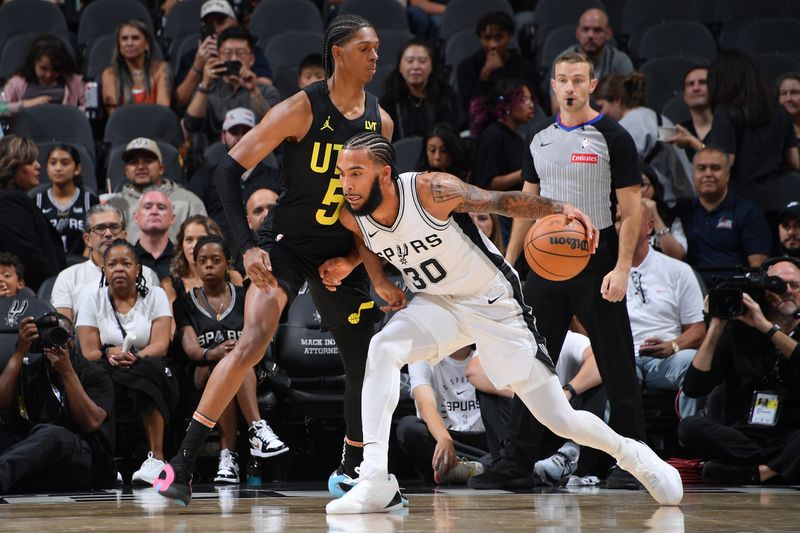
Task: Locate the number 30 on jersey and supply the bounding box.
[311,142,345,225]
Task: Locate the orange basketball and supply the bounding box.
[524,214,591,281]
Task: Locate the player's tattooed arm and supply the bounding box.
[429,172,564,219]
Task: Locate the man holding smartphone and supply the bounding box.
[174,0,274,107]
[183,26,280,145]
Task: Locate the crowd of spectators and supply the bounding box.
[1,0,800,493]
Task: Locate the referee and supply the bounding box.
[469,51,645,489]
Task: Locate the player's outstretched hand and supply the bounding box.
[319,257,357,292]
[244,247,277,290]
[562,203,599,253]
[374,279,407,312]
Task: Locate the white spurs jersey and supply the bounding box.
[354,172,511,296]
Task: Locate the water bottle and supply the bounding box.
[246,456,262,487]
[84,81,99,120]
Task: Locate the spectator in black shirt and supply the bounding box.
[705,50,800,216]
[666,66,712,164]
[380,39,462,140]
[777,72,800,144]
[679,257,800,485]
[414,123,471,181]
[133,190,176,281]
[0,135,65,291]
[456,12,538,115]
[0,314,115,492]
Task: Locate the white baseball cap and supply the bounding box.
[201,0,236,20]
[223,107,256,131]
[122,137,163,163]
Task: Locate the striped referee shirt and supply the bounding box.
[522,114,641,230]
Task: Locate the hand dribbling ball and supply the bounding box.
[524,214,591,281]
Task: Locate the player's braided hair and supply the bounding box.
[323,14,372,78]
[343,132,398,179]
[98,239,149,298]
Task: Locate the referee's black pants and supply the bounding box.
[507,258,646,467]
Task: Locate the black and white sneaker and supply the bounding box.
[214,449,240,484]
[249,420,289,458]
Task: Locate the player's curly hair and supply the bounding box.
[343,132,398,178]
[323,14,373,78]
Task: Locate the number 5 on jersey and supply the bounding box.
[316,177,345,225]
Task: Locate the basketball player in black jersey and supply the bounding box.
[155,15,393,506]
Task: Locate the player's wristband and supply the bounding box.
[563,383,577,398]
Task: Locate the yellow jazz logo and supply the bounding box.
[348,301,375,324]
[364,120,377,131]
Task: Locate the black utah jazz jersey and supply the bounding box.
[264,80,382,258]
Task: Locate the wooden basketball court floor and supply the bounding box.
[0,483,798,532]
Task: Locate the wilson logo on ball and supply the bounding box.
[548,237,589,251]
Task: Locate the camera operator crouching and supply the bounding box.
[0,314,115,493]
[678,257,800,485]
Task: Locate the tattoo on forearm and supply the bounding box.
[431,175,562,218]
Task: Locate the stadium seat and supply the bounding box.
[170,33,200,76]
[77,0,155,54]
[661,95,691,126]
[365,64,393,100]
[36,275,58,303]
[0,1,69,58]
[0,33,75,82]
[621,0,699,52]
[444,29,481,89]
[13,104,96,160]
[34,142,98,193]
[262,31,324,76]
[103,104,184,148]
[273,67,300,102]
[339,0,410,32]
[162,0,204,56]
[749,53,800,88]
[530,0,604,48]
[538,24,578,76]
[376,29,415,66]
[0,294,56,370]
[106,141,184,191]
[735,19,800,55]
[641,56,707,116]
[249,0,324,49]
[636,21,717,64]
[393,136,423,173]
[84,33,164,82]
[441,0,513,41]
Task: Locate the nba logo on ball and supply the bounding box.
[524,215,591,281]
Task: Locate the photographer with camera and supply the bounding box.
[0,314,115,493]
[678,257,800,485]
[183,26,279,145]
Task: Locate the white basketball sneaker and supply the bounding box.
[326,466,405,515]
[616,438,683,506]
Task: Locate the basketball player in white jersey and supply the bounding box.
[324,132,682,514]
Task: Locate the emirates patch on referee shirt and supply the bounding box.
[570,153,598,164]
